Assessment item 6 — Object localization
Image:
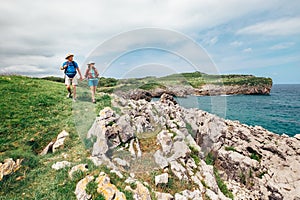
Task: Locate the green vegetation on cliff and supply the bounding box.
[95,71,272,93]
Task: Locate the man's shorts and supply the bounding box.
[88,79,99,87]
[65,76,78,86]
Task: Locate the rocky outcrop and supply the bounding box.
[195,84,272,96]
[74,92,298,199]
[118,83,272,100]
[40,130,69,155]
[0,158,23,181]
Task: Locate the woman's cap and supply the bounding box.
[65,53,74,59]
[87,61,95,65]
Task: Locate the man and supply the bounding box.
[61,53,83,102]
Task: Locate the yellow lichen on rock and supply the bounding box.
[95,172,126,200]
[0,158,23,181]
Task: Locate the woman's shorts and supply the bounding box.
[88,79,99,87]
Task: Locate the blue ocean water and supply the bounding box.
[173,84,300,136]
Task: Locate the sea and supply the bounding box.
[160,85,300,137]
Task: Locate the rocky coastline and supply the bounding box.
[69,93,299,200]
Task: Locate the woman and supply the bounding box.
[85,61,99,103]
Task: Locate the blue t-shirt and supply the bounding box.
[62,61,78,77]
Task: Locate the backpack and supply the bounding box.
[65,61,77,78]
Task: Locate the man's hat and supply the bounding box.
[87,61,95,65]
[65,53,74,59]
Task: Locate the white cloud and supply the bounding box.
[0,0,299,77]
[237,17,300,36]
[269,42,295,50]
[230,41,243,47]
[243,48,253,53]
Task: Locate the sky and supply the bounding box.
[0,0,299,83]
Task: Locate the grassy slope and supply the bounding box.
[0,76,101,199]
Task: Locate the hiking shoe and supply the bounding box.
[92,99,96,104]
[67,92,72,98]
[72,98,76,102]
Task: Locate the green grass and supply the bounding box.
[205,152,215,165]
[250,152,261,162]
[189,145,200,165]
[225,146,236,152]
[0,75,109,199]
[214,167,234,199]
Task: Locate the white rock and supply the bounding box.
[174,193,187,200]
[157,130,173,155]
[294,134,300,140]
[153,150,168,169]
[155,192,174,200]
[39,141,54,155]
[69,164,88,179]
[53,130,69,152]
[51,161,72,170]
[170,160,188,181]
[181,190,202,200]
[99,107,114,120]
[113,158,130,168]
[129,139,136,159]
[169,141,191,160]
[74,175,94,200]
[155,173,168,186]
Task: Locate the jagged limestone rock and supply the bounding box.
[92,132,108,157]
[131,181,151,200]
[0,158,22,181]
[168,140,190,161]
[157,130,173,155]
[169,160,188,181]
[85,94,300,200]
[95,172,126,200]
[52,130,69,152]
[99,107,115,120]
[74,175,94,200]
[153,150,168,169]
[117,114,134,143]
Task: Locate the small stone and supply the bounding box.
[113,158,130,168]
[51,161,72,170]
[174,193,187,200]
[155,192,174,200]
[69,164,88,179]
[155,173,168,186]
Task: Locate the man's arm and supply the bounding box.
[76,67,83,80]
[60,62,67,70]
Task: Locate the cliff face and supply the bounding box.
[194,84,272,96]
[78,93,299,200]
